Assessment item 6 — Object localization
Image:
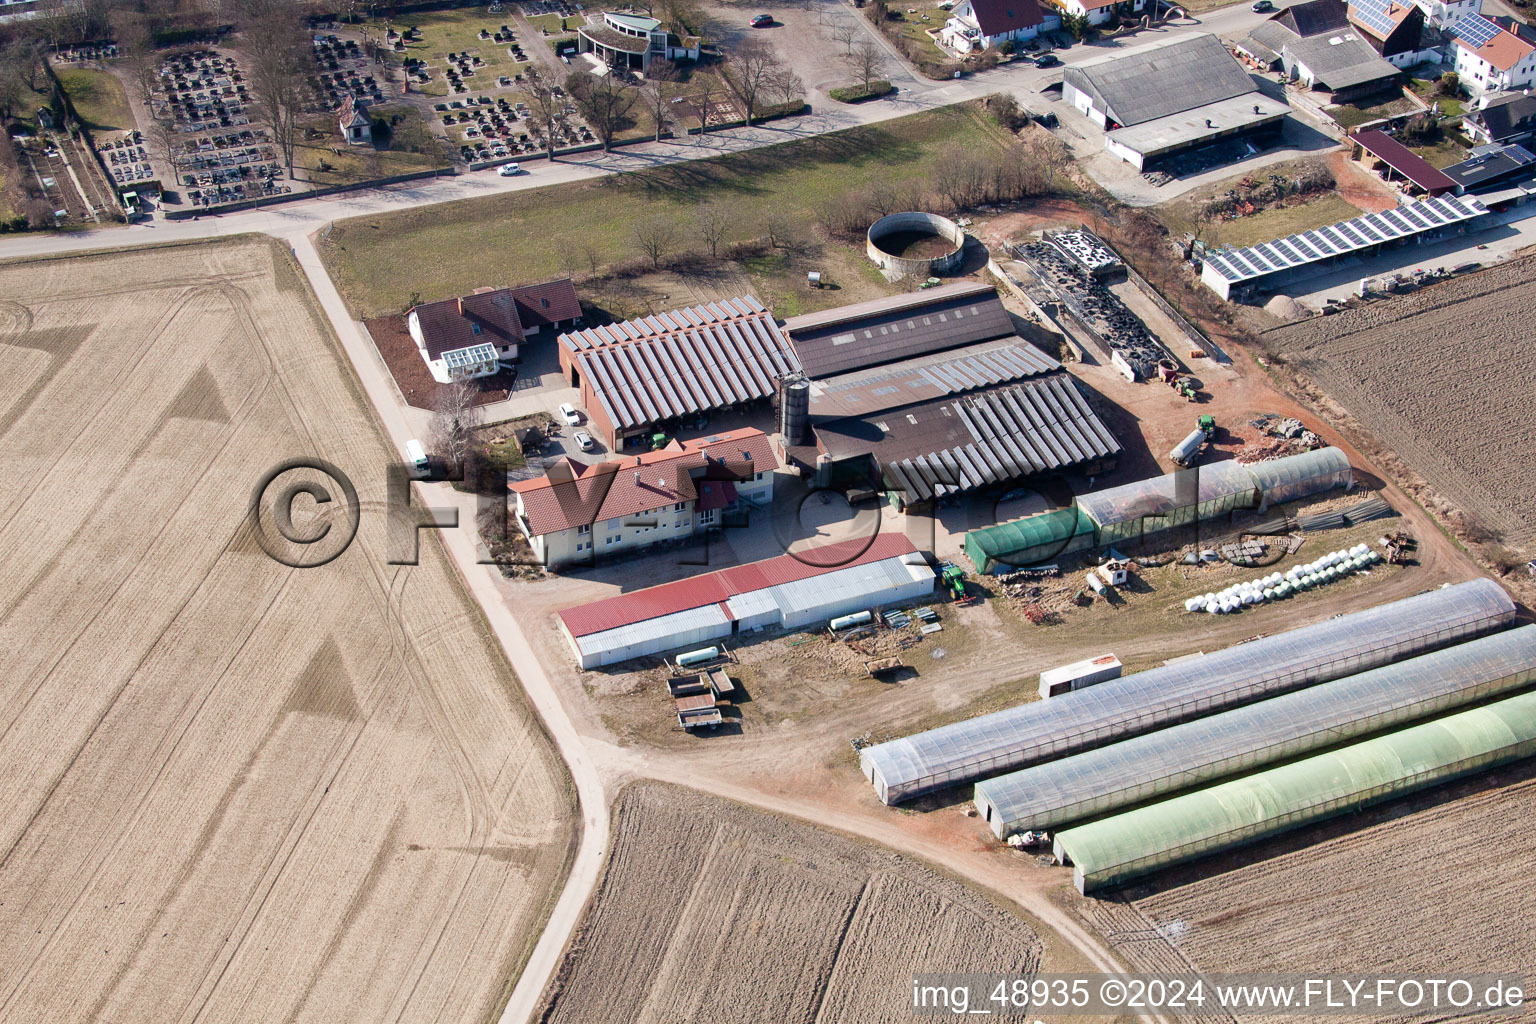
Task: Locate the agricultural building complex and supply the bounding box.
[557,534,935,668]
[859,578,1515,803]
[407,278,581,383]
[1061,33,1290,171]
[1054,688,1536,893]
[975,625,1536,837]
[1240,0,1401,100]
[1198,194,1490,299]
[963,447,1352,573]
[782,284,1122,510]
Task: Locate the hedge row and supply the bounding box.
[829,80,895,103]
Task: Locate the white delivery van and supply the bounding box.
[405,439,429,478]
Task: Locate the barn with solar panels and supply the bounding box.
[1199,194,1490,300]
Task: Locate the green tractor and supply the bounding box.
[1197,414,1216,438]
[939,562,971,603]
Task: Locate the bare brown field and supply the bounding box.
[1074,761,1536,1024]
[538,781,1043,1023]
[1265,259,1536,550]
[0,239,575,1024]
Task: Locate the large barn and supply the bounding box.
[557,533,936,669]
[1062,33,1289,170]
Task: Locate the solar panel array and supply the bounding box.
[441,342,498,370]
[1349,0,1399,38]
[1203,194,1489,283]
[1451,11,1502,47]
[558,297,803,431]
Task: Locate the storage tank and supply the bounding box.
[776,373,812,445]
[830,610,873,631]
[676,646,721,668]
[1169,429,1205,467]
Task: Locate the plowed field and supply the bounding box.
[0,239,575,1024]
[539,781,1043,1023]
[1265,259,1536,548]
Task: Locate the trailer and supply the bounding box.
[864,656,904,678]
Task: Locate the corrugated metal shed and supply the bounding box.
[558,296,801,431]
[859,578,1516,803]
[1064,33,1260,128]
[807,338,1061,420]
[785,284,1016,379]
[977,625,1536,837]
[1055,687,1536,893]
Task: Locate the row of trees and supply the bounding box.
[522,38,804,159]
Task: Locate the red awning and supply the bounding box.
[695,480,738,512]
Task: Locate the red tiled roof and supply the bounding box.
[968,0,1046,36]
[510,278,581,328]
[510,429,777,536]
[558,532,921,637]
[1454,23,1535,71]
[1352,130,1457,192]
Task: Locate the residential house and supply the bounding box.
[509,428,778,569]
[940,0,1054,53]
[339,96,372,145]
[407,279,581,383]
[1347,0,1444,68]
[1463,89,1536,145]
[1405,0,1479,29]
[1449,13,1536,96]
[577,11,700,73]
[1243,0,1402,100]
[1045,0,1147,28]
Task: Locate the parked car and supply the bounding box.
[1251,0,1274,10]
[559,402,581,426]
[498,162,522,176]
[749,13,773,26]
[1033,53,1061,67]
[574,429,595,452]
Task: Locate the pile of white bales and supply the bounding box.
[1184,544,1382,614]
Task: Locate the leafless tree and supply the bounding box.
[642,58,678,143]
[762,209,793,249]
[148,116,181,184]
[691,72,719,138]
[244,0,310,176]
[566,69,637,151]
[633,216,679,268]
[831,19,858,54]
[0,39,44,122]
[430,376,482,474]
[845,40,888,89]
[696,201,729,258]
[123,21,160,109]
[932,151,988,211]
[1020,130,1071,195]
[720,38,781,126]
[523,64,569,161]
[767,64,803,108]
[581,242,603,274]
[814,192,867,240]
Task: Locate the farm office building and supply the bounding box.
[859,578,1515,803]
[509,429,778,569]
[1062,33,1289,171]
[557,534,936,668]
[407,279,581,383]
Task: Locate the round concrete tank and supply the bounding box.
[866,212,967,281]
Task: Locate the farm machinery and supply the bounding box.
[939,562,976,605]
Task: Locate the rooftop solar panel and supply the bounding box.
[1291,235,1319,259]
[1453,12,1502,47]
[1213,258,1241,281]
[1371,212,1405,237]
[1353,219,1383,242]
[1243,249,1272,272]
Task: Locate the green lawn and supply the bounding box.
[294,107,445,186]
[884,8,953,65]
[56,68,134,131]
[1328,94,1419,130]
[1408,77,1465,117]
[524,12,570,33]
[372,8,522,78]
[1410,136,1471,167]
[320,101,1015,317]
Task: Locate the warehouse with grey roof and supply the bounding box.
[1062,33,1289,170]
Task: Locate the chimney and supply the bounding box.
[458,297,466,315]
[1254,104,1260,114]
[1205,118,1214,127]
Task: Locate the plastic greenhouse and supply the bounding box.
[1076,459,1258,547]
[964,507,1096,574]
[1055,688,1536,894]
[1247,446,1353,506]
[859,578,1514,804]
[975,624,1536,837]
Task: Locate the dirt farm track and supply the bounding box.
[0,239,575,1024]
[1265,257,1536,551]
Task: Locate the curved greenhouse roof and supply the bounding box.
[1246,446,1352,505]
[965,507,1095,571]
[975,624,1536,837]
[1056,687,1536,894]
[1076,458,1258,530]
[859,578,1514,803]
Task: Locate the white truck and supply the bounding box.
[405,439,429,478]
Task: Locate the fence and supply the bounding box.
[162,165,453,219]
